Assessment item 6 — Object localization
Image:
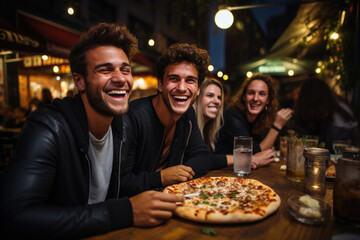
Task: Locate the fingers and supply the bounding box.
[251,161,258,169]
[161,165,195,186]
[131,191,184,227]
[252,149,275,169]
[178,165,195,177]
[155,191,185,204]
[278,108,293,120]
[275,108,294,128]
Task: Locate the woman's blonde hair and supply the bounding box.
[194,78,224,151]
[228,73,278,135]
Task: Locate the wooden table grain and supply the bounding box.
[84,161,360,240]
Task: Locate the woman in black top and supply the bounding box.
[216,73,293,168]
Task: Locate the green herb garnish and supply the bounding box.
[230,191,238,199]
[201,228,217,235]
[246,190,252,194]
[200,192,209,200]
[213,193,224,199]
[200,185,206,189]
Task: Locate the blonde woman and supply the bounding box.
[194,78,224,151]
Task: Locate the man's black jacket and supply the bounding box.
[121,95,227,196]
[0,94,133,239]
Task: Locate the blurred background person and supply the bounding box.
[0,105,13,127]
[11,107,27,128]
[66,89,75,98]
[3,107,27,128]
[37,88,53,108]
[215,73,293,169]
[193,78,224,152]
[290,77,358,151]
[26,97,40,116]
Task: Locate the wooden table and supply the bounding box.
[85,161,360,240]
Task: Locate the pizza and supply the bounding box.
[163,176,281,223]
[326,163,336,177]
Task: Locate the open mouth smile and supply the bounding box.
[172,95,189,103]
[106,89,127,98]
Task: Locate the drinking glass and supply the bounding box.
[332,140,351,163]
[233,136,253,177]
[280,136,288,160]
[286,137,306,182]
[305,135,319,148]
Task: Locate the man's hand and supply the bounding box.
[161,165,195,186]
[273,108,293,129]
[130,191,185,227]
[252,149,275,169]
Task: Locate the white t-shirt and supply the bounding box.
[87,126,113,204]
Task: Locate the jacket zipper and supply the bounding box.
[116,141,123,198]
[81,148,92,199]
[180,120,192,165]
[152,129,166,172]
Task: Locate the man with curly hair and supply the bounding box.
[121,43,232,196]
[0,22,184,238]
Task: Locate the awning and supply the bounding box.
[17,11,81,58]
[0,17,46,54]
[239,1,336,77]
[132,53,156,74]
[240,57,317,77]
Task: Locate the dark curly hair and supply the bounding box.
[229,73,278,135]
[69,22,138,77]
[156,43,209,86]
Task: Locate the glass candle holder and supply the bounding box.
[303,147,329,197]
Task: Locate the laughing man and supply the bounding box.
[121,43,233,196]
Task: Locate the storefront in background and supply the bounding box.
[1,12,158,110]
[18,54,75,108]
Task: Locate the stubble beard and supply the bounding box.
[85,83,128,117]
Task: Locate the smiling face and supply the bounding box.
[244,79,269,120]
[201,84,222,124]
[158,61,199,116]
[76,46,133,117]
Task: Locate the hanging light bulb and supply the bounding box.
[215,9,234,29]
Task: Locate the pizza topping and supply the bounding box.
[217,181,226,187]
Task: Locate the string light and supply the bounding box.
[67,7,74,15]
[148,39,155,46]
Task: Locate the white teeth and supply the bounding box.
[107,90,126,95]
[173,96,188,100]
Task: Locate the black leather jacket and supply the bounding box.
[0,95,133,239]
[120,95,227,196]
[215,107,262,154]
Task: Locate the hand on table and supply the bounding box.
[161,165,195,186]
[130,190,184,227]
[252,149,275,169]
[273,108,294,129]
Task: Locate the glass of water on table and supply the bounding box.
[233,136,253,177]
